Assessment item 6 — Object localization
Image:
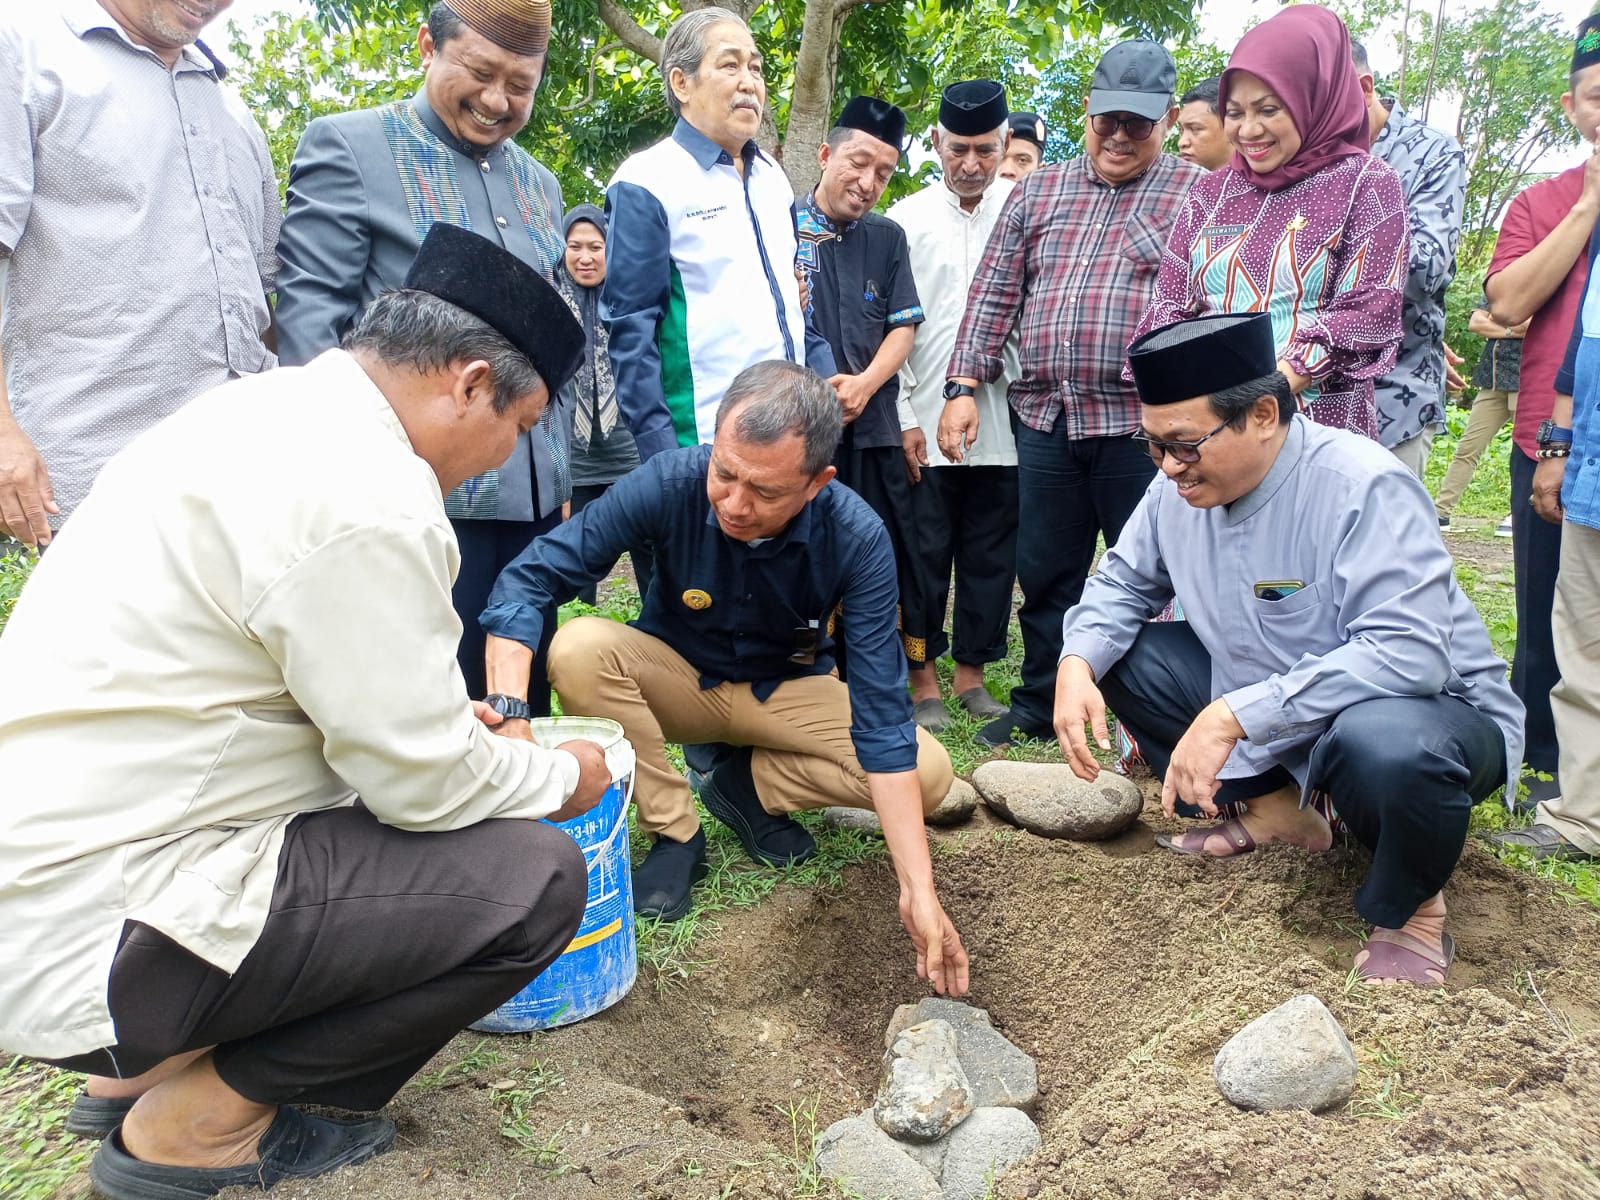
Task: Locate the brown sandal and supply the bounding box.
[1155,817,1257,858]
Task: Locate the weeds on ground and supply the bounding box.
[771,1095,861,1200]
[491,1056,573,1171]
[0,1056,91,1200]
[0,544,37,637]
[1349,1037,1423,1119]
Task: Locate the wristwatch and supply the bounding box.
[942,379,976,401]
[484,693,534,721]
[1536,418,1573,449]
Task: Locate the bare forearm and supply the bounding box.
[484,633,536,700]
[869,770,937,897]
[1487,206,1598,326]
[859,327,916,394]
[1552,392,1575,426]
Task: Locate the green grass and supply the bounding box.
[0,544,37,636]
[0,1056,91,1199]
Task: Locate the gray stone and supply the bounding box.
[874,1019,974,1142]
[899,1135,948,1178]
[884,999,1038,1112]
[814,1113,943,1200]
[938,1107,1043,1200]
[972,762,1142,840]
[819,805,883,833]
[1213,994,1359,1113]
[927,777,979,826]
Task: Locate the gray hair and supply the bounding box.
[342,289,545,415]
[1350,40,1371,75]
[662,7,746,117]
[713,361,841,477]
[935,122,1009,144]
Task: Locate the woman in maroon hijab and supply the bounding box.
[1130,4,1408,437]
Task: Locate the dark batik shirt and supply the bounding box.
[797,196,924,450]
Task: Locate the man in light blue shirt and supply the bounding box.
[1055,312,1522,988]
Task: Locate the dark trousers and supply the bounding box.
[1009,422,1156,730]
[905,465,1019,665]
[570,484,655,608]
[1509,446,1563,775]
[45,807,586,1110]
[836,444,938,667]
[1101,622,1506,928]
[452,514,560,708]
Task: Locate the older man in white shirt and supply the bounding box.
[0,225,609,1200]
[886,79,1019,731]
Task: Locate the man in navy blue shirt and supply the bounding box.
[481,361,968,995]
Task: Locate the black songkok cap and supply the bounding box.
[836,95,909,152]
[404,222,585,395]
[1574,14,1600,75]
[1007,111,1048,150]
[939,79,1008,136]
[1128,313,1277,406]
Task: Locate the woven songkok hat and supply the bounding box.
[444,0,551,56]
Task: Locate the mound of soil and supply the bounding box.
[206,778,1600,1200]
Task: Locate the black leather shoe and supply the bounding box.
[65,1092,135,1139]
[632,827,708,922]
[698,749,816,867]
[88,1106,395,1200]
[976,713,1055,748]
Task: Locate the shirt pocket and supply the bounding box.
[1250,579,1328,643]
[1120,212,1169,269]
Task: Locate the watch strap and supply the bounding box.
[484,693,534,721]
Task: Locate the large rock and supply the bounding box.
[1213,994,1359,1113]
[815,1113,942,1200]
[972,762,1142,840]
[874,1019,974,1142]
[939,1107,1043,1200]
[927,777,980,826]
[819,805,883,833]
[885,998,1038,1112]
[821,777,980,835]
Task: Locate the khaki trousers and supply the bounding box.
[548,617,955,843]
[1537,521,1600,854]
[1435,388,1516,517]
[1389,425,1437,479]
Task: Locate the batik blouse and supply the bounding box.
[1131,154,1409,438]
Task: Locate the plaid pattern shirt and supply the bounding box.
[948,153,1202,437]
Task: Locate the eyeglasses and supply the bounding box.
[1131,419,1232,464]
[1090,113,1158,141]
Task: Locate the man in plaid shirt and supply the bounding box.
[943,40,1203,745]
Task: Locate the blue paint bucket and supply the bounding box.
[471,716,637,1032]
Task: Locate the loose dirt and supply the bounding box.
[205,774,1600,1200]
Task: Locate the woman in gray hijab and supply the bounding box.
[555,204,652,605]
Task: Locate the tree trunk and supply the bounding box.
[781,0,857,195]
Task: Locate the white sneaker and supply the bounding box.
[1495,515,1513,538]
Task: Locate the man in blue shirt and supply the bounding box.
[480,360,967,995]
[1488,222,1600,862]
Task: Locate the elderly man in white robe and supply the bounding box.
[1053,312,1523,988]
[0,225,610,1200]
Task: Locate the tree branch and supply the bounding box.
[595,0,661,64]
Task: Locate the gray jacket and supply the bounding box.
[275,91,569,521]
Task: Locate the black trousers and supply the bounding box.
[836,443,937,667]
[452,514,560,709]
[905,464,1019,666]
[570,484,655,608]
[44,807,586,1110]
[1101,622,1507,928]
[1009,421,1156,731]
[1509,446,1563,776]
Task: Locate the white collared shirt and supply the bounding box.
[0,351,579,1060]
[887,178,1019,467]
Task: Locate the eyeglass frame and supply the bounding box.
[1130,418,1233,464]
[1089,112,1159,142]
